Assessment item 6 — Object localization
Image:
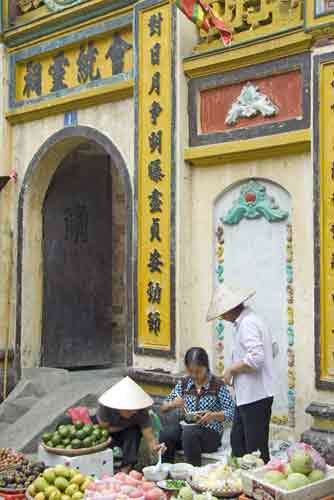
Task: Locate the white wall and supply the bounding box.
[187,153,320,436]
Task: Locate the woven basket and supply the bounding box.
[41,437,112,457]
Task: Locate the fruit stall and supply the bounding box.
[1,421,334,500]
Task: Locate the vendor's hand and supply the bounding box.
[171,396,184,409]
[199,412,216,425]
[151,442,167,454]
[223,368,234,386]
[159,442,167,454]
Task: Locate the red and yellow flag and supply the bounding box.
[175,0,232,46]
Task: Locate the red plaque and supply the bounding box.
[200,70,303,134]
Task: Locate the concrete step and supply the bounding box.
[0,369,124,453]
[0,368,70,427]
[0,397,39,423]
[7,368,69,400]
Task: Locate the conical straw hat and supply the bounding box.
[98,376,154,410]
[207,284,256,322]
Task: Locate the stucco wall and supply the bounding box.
[9,100,139,368]
[6,88,194,372]
[2,20,328,437]
[0,43,13,354]
[2,7,198,374]
[187,152,333,436]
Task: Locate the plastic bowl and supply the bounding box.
[143,466,168,482]
[170,463,194,480]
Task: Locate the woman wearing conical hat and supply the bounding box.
[97,376,164,473]
[207,284,276,463]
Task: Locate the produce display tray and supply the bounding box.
[241,466,334,500]
[0,491,25,500]
[189,480,242,499]
[41,438,111,457]
[0,488,25,494]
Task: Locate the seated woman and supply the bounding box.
[160,347,235,466]
[97,376,162,473]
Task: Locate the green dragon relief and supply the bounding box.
[223,180,289,225]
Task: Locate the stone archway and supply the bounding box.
[15,126,133,378]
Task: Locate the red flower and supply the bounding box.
[244,192,256,203]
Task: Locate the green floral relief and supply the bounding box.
[223,180,289,225]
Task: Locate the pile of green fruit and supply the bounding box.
[27,465,91,500]
[42,422,110,450]
[0,460,45,490]
[263,455,327,491]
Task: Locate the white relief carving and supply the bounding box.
[225,82,279,126]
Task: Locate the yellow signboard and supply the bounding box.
[319,60,334,381]
[13,27,133,104]
[136,0,174,353]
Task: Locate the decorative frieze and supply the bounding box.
[223,180,289,225]
[225,83,279,126]
[188,54,310,148]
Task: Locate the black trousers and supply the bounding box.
[59,416,142,467]
[111,426,142,467]
[231,396,273,463]
[160,424,221,466]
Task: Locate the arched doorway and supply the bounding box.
[15,127,133,376]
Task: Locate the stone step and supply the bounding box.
[0,398,39,423]
[7,368,69,400]
[0,370,124,453]
[0,368,70,427]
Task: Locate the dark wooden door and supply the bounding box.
[41,154,113,368]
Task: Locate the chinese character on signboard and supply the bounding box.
[77,41,101,84]
[147,281,162,304]
[105,34,132,75]
[23,61,42,98]
[49,51,70,92]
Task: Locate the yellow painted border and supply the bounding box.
[305,1,334,32]
[313,417,334,430]
[139,383,171,397]
[6,79,134,124]
[184,130,311,167]
[136,0,174,354]
[4,0,133,51]
[319,60,326,382]
[318,60,334,382]
[183,31,312,79]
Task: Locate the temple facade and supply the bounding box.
[0,0,334,446]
